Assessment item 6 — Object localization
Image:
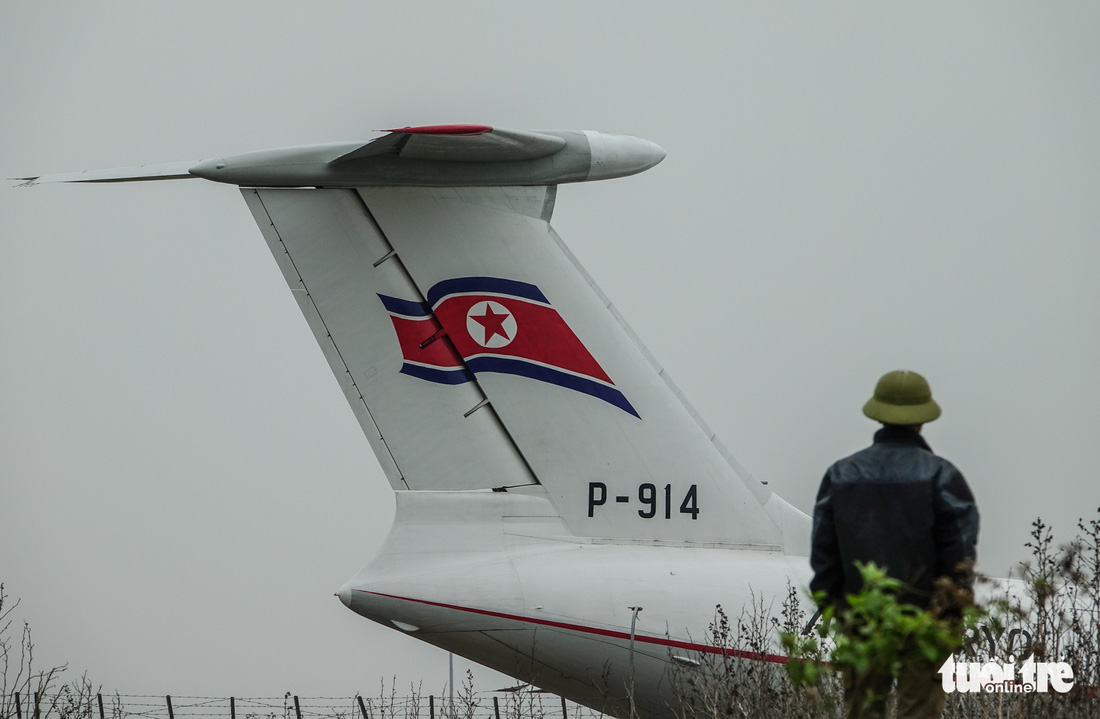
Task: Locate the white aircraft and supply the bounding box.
[21,126,814,718]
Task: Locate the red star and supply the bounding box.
[471,304,512,344]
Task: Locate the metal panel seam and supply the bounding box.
[355,189,544,490]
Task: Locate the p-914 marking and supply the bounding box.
[587,482,699,520]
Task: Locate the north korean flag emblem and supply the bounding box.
[466,301,517,349]
[378,277,638,418]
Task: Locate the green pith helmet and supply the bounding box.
[862,370,942,425]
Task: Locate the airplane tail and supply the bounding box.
[242,180,808,553]
[23,125,809,553]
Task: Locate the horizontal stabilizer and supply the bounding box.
[24,127,663,189]
[14,161,200,187]
[332,126,568,164]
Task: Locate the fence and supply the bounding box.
[2,693,608,719]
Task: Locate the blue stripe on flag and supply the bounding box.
[400,363,475,385]
[465,357,639,418]
[378,294,432,317]
[427,277,549,308]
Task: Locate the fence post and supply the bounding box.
[492,697,500,719]
[429,695,434,719]
[231,697,236,719]
[15,692,22,719]
[97,694,105,719]
[293,696,302,719]
[166,696,174,719]
[560,697,567,719]
[33,692,40,719]
[356,696,368,719]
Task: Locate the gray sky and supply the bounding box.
[2,0,1098,699]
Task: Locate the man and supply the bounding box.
[811,370,979,719]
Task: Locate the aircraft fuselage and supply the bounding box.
[337,490,811,719]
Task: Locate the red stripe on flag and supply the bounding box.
[434,296,612,384]
[389,315,465,369]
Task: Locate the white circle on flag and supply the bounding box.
[466,300,517,348]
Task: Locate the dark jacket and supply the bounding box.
[810,425,979,608]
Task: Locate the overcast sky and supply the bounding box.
[2,1,1098,700]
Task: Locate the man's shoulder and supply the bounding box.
[827,439,903,467]
[826,436,960,483]
[826,444,873,471]
[823,445,874,482]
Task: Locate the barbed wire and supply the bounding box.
[0,693,608,719]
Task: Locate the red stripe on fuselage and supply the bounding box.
[358,590,788,664]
